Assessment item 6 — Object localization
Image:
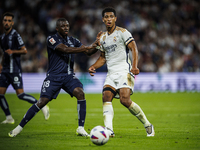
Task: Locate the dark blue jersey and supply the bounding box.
[46,33,82,76]
[0,29,25,73]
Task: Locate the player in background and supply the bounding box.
[88,7,155,137]
[0,12,50,124]
[8,18,101,137]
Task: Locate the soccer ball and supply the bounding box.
[90,126,109,145]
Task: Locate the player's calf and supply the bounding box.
[18,93,37,104]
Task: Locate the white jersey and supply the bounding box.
[100,26,134,75]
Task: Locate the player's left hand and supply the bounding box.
[5,49,13,55]
[88,66,96,76]
[131,67,140,75]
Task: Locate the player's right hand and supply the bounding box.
[5,49,13,55]
[131,67,140,75]
[88,66,96,76]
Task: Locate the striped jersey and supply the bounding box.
[0,29,25,73]
[46,33,82,77]
[99,26,134,75]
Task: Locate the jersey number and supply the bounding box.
[42,80,50,92]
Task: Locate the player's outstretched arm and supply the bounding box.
[55,31,102,55]
[88,51,106,76]
[55,43,91,54]
[128,41,140,75]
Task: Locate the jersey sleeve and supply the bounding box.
[15,33,25,49]
[47,35,62,50]
[74,38,82,47]
[121,29,134,46]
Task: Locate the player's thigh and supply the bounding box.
[62,75,83,98]
[40,77,62,100]
[0,72,10,90]
[0,87,7,94]
[119,88,131,100]
[117,73,135,95]
[118,73,134,88]
[119,88,132,107]
[10,73,24,90]
[15,89,24,95]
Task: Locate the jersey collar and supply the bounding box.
[107,25,116,36]
[56,32,68,40]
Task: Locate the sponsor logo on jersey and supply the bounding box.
[49,38,56,45]
[14,76,19,81]
[13,76,20,85]
[105,44,117,53]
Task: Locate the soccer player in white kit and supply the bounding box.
[88,7,155,137]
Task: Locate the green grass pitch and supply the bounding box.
[0,92,200,150]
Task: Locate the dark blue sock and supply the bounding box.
[0,94,11,116]
[18,93,37,104]
[19,104,40,128]
[77,100,86,126]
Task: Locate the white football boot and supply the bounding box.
[76,126,89,137]
[1,118,15,124]
[145,124,155,137]
[8,125,23,137]
[106,128,115,137]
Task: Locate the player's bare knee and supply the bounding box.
[73,87,85,100]
[102,92,113,102]
[120,97,131,108]
[37,97,49,109]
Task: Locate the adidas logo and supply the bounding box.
[123,83,127,85]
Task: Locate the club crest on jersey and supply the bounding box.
[49,38,56,45]
[113,36,117,42]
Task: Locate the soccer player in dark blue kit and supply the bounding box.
[0,12,50,124]
[8,18,101,137]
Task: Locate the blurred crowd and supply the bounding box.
[0,0,200,73]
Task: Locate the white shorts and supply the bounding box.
[104,72,135,98]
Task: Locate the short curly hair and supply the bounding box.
[102,7,116,17]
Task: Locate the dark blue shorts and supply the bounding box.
[40,74,83,100]
[0,72,23,89]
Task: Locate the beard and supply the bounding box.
[4,25,11,31]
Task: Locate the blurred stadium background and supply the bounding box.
[0,0,200,93]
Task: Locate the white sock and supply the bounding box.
[6,115,13,120]
[128,102,151,127]
[13,125,23,134]
[103,102,114,131]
